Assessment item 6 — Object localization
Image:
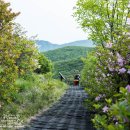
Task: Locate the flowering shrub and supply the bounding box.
[74,0,130,129]
[81,39,130,129]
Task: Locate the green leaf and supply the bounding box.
[105,99,112,104]
[93,104,101,109]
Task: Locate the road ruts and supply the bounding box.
[20,86,95,130]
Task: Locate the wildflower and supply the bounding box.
[96,52,101,56]
[106,42,112,48]
[116,52,122,59]
[102,106,109,113]
[117,58,124,67]
[95,94,106,101]
[95,96,101,101]
[127,69,130,74]
[119,68,126,74]
[128,3,130,8]
[115,122,118,125]
[107,73,110,76]
[127,18,130,25]
[109,67,114,72]
[126,84,130,93]
[102,73,106,78]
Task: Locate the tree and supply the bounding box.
[0,1,39,104]
[74,0,129,46]
[75,0,130,129]
[13,24,39,77]
[0,0,19,102]
[35,54,53,74]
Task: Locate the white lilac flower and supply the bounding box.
[95,96,101,101]
[102,106,109,113]
[127,18,130,25]
[107,73,110,76]
[127,69,130,74]
[109,67,114,72]
[106,42,112,48]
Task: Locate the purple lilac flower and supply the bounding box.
[102,106,109,113]
[119,68,126,74]
[117,58,124,67]
[126,85,130,93]
[116,52,122,59]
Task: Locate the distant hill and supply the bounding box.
[36,40,59,52]
[44,46,93,62]
[36,40,95,52]
[43,46,94,84]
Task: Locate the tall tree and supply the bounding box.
[0,0,19,102]
[74,0,129,47]
[13,24,39,77]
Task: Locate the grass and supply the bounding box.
[1,73,68,128]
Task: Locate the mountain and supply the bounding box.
[36,40,95,52]
[44,46,93,62]
[43,46,94,84]
[60,40,94,48]
[36,40,59,52]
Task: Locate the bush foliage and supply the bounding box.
[74,0,130,129]
[0,1,67,127]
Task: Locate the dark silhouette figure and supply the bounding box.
[74,74,80,86]
[59,72,65,81]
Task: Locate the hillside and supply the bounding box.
[36,40,95,52]
[54,58,83,83]
[44,46,93,62]
[44,46,94,84]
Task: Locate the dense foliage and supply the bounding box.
[0,0,20,104]
[0,1,67,127]
[74,0,129,46]
[44,46,93,62]
[54,58,83,84]
[74,0,130,129]
[35,54,53,74]
[44,46,94,83]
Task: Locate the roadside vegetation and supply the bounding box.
[0,0,67,127]
[74,0,130,129]
[44,46,94,83]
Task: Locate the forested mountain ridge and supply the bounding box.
[36,40,94,52]
[44,46,94,62]
[43,46,94,83]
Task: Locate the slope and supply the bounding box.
[44,46,93,62]
[43,46,94,84]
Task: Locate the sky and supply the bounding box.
[7,0,87,44]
